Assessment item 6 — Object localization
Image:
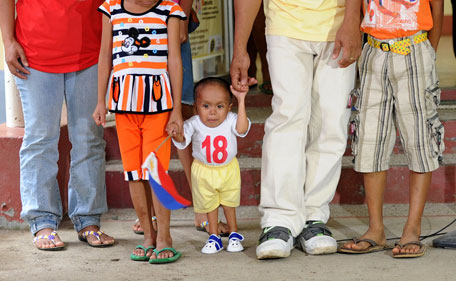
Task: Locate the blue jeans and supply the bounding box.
[15,64,107,235]
[181,41,194,105]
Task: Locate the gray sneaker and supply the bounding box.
[297,221,337,255]
[256,226,295,259]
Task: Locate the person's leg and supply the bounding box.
[15,68,65,249]
[294,41,355,254]
[63,64,113,245]
[133,207,157,234]
[392,172,432,255]
[257,36,315,259]
[390,38,442,255]
[259,35,314,236]
[303,41,355,225]
[130,180,157,258]
[207,208,219,235]
[149,190,176,259]
[141,113,178,260]
[222,205,237,233]
[340,42,396,253]
[342,171,387,250]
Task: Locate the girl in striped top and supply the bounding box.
[93,0,186,263]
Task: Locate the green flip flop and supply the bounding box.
[149,247,182,264]
[130,245,155,261]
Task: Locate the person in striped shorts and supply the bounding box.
[340,0,444,258]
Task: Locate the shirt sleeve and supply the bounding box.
[229,112,251,138]
[172,119,194,150]
[98,0,111,18]
[168,2,187,20]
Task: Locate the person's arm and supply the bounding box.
[332,0,363,68]
[428,0,444,51]
[179,0,193,43]
[230,86,249,135]
[166,17,184,136]
[230,0,262,92]
[0,0,30,79]
[92,15,112,126]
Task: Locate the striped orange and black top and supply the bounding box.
[98,0,186,114]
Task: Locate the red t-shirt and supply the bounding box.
[15,0,103,73]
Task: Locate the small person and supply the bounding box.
[340,0,444,258]
[93,0,186,263]
[168,77,250,254]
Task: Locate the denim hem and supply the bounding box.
[71,215,101,233]
[28,215,60,235]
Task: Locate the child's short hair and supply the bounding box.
[193,77,232,102]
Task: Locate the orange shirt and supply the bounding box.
[361,0,433,39]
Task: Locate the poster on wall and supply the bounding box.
[189,0,224,59]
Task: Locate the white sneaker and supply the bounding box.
[226,232,244,252]
[201,234,223,254]
[298,221,337,255]
[256,226,295,259]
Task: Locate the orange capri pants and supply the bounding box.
[115,112,171,181]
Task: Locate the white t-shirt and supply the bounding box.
[173,112,251,166]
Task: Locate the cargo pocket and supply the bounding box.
[425,82,441,113]
[427,114,445,162]
[425,83,444,162]
[349,114,360,157]
[350,88,361,111]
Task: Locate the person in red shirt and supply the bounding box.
[0,0,114,250]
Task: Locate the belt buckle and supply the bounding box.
[380,42,390,52]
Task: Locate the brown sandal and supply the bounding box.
[393,241,426,258]
[338,238,390,254]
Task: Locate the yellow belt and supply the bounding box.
[367,33,428,56]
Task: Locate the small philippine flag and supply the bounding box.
[142,152,191,210]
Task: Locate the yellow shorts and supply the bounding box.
[191,158,241,213]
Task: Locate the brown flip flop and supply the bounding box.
[393,241,426,258]
[338,238,390,254]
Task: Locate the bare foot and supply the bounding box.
[132,217,157,234]
[392,230,422,255]
[132,238,155,258]
[34,228,65,250]
[195,212,229,235]
[150,238,175,260]
[342,229,386,251]
[78,225,115,246]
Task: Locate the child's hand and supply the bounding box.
[92,103,107,126]
[166,122,179,137]
[167,109,183,136]
[230,85,248,102]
